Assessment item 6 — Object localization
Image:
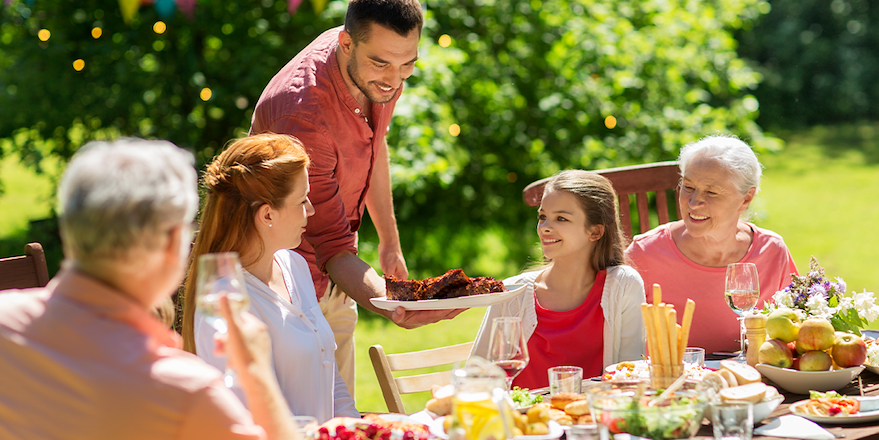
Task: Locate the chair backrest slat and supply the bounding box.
[395,371,455,394]
[522,162,681,242]
[0,243,49,291]
[369,341,474,414]
[385,342,474,371]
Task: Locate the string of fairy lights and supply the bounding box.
[22,0,619,132]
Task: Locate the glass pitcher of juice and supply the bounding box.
[449,357,515,440]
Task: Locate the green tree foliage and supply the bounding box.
[385,0,781,277]
[1,0,778,279]
[0,0,343,167]
[736,0,879,127]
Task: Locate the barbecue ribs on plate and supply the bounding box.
[384,269,505,301]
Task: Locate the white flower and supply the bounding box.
[805,295,833,320]
[792,308,808,322]
[773,290,795,308]
[837,296,854,312]
[854,290,879,322]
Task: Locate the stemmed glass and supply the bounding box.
[196,252,251,387]
[725,262,760,362]
[487,317,530,390]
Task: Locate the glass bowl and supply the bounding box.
[586,384,707,440]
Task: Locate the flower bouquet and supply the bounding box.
[766,257,879,335]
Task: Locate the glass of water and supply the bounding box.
[712,401,753,440]
[196,252,250,388]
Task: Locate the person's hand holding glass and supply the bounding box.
[725,262,759,362]
[487,317,529,390]
[196,252,251,387]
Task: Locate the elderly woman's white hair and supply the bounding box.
[678,135,762,196]
[57,138,198,264]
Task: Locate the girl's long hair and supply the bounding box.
[538,170,627,273]
[182,133,309,353]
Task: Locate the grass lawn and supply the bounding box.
[3,124,879,414]
[0,151,60,261]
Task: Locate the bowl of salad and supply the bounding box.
[509,387,543,412]
[588,386,707,440]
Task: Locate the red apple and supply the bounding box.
[831,333,867,368]
[758,339,794,368]
[792,357,801,370]
[798,350,833,371]
[797,318,836,351]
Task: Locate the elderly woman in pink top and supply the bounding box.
[625,135,798,354]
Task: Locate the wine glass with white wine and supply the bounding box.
[725,262,760,362]
[196,252,251,387]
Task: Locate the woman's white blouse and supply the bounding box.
[195,249,358,422]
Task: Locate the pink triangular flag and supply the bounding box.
[288,0,303,14]
[175,0,195,19]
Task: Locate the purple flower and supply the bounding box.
[835,277,847,294]
[808,283,828,298]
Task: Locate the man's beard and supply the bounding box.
[347,55,395,105]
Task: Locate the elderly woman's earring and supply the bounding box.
[269,224,273,227]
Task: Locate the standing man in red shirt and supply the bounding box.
[250,0,461,397]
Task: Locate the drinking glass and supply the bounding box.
[291,416,319,440]
[683,347,706,367]
[548,366,583,396]
[487,317,530,390]
[712,402,753,440]
[196,252,251,387]
[725,263,760,362]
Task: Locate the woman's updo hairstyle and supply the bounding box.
[678,135,762,196]
[182,133,309,353]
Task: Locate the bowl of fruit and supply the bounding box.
[757,314,868,395]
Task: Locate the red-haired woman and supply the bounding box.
[183,133,358,422]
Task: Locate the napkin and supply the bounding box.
[753,415,835,440]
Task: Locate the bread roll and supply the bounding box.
[717,369,739,388]
[564,400,591,416]
[551,392,586,410]
[720,360,762,385]
[720,382,767,404]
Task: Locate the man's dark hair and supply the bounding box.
[345,0,423,43]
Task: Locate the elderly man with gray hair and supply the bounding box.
[0,139,298,440]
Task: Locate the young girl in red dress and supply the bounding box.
[471,170,646,388]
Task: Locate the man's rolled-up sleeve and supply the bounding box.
[266,115,358,274]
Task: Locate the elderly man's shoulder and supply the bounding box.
[151,347,225,392]
[0,288,50,322]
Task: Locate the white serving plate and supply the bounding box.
[789,399,879,425]
[755,364,865,395]
[864,364,879,375]
[429,417,563,440]
[370,284,526,311]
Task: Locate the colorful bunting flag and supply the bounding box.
[176,0,195,20]
[154,0,176,18]
[310,0,327,14]
[119,0,141,24]
[287,0,304,15]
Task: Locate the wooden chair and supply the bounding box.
[369,341,473,414]
[522,161,682,241]
[0,242,50,290]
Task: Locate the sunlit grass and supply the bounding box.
[0,153,58,239]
